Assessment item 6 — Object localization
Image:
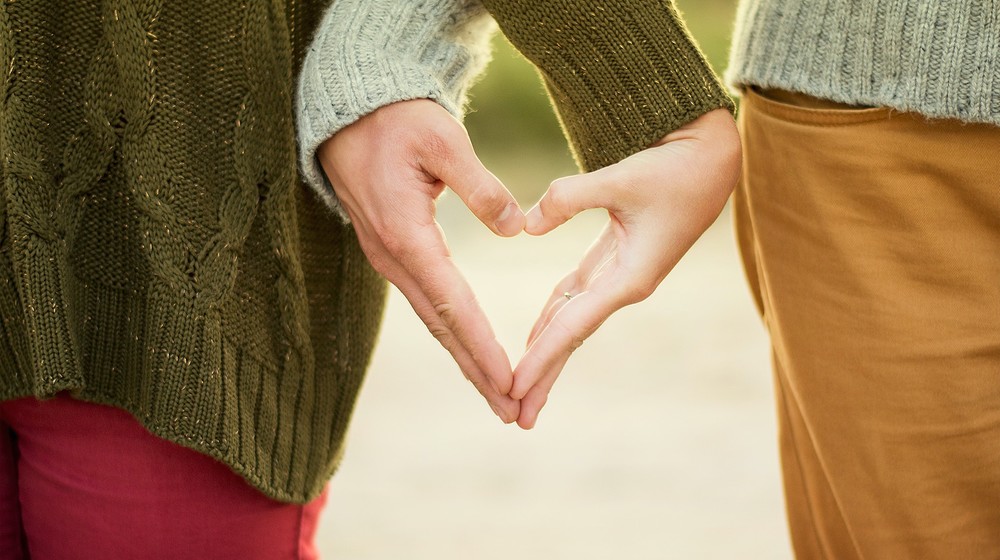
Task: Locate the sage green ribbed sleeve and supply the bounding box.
[726,0,1000,125]
[480,0,735,172]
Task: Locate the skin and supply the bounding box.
[318,99,741,429]
[318,99,524,423]
[512,107,742,428]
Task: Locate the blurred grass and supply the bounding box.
[465,0,739,204]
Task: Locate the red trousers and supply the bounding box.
[0,393,326,559]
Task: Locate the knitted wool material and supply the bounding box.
[297,0,496,222]
[0,0,732,503]
[726,0,1000,124]
[0,0,386,504]
[481,0,736,172]
[299,0,737,218]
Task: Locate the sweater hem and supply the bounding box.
[0,385,339,504]
[0,229,382,505]
[726,72,1000,128]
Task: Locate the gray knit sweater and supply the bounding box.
[296,0,494,221]
[726,0,1000,125]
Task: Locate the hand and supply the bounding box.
[316,99,525,423]
[510,108,742,429]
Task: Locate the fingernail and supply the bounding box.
[494,202,523,236]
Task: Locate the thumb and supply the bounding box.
[525,165,620,236]
[420,121,524,237]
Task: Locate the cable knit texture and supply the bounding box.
[726,0,1000,124]
[0,0,387,504]
[296,0,497,221]
[0,0,731,503]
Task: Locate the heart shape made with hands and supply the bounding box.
[317,99,740,431]
[433,197,618,431]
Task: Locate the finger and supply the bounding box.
[525,164,623,236]
[516,312,586,429]
[526,274,577,350]
[356,191,517,414]
[512,287,621,401]
[381,253,520,423]
[526,227,618,350]
[516,361,568,430]
[420,123,524,237]
[394,226,516,397]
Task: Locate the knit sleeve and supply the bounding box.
[479,0,736,172]
[295,0,497,221]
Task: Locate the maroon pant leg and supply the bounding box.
[0,394,327,560]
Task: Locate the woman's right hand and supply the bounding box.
[511,108,742,429]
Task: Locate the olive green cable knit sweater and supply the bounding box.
[0,0,732,503]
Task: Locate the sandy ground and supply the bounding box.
[314,196,794,559]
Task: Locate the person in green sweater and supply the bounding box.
[0,0,739,556]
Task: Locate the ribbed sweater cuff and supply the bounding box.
[481,0,735,172]
[295,0,496,222]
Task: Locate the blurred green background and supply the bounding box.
[465,0,739,203]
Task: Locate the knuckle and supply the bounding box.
[373,221,416,257]
[434,290,480,330]
[427,321,460,353]
[379,233,407,257]
[416,124,459,162]
[367,216,392,239]
[622,279,658,304]
[368,256,390,276]
[432,297,493,364]
[420,131,448,156]
[545,180,571,217]
[551,315,587,354]
[433,301,458,326]
[429,324,451,343]
[362,248,392,276]
[467,184,507,218]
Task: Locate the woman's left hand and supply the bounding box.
[510,108,743,429]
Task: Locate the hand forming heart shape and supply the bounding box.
[318,99,741,430]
